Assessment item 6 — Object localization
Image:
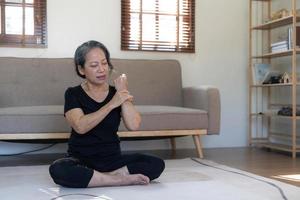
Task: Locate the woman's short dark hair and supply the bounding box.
[74,40,113,78]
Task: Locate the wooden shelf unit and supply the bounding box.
[249,0,299,158]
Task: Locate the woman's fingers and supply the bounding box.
[114,74,128,91]
[127,95,134,102]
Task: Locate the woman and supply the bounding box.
[49,40,165,188]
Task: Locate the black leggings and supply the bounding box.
[49,153,165,188]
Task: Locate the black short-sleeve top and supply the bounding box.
[64,85,122,159]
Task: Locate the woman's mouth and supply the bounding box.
[96,75,106,80]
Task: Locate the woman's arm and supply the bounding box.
[65,90,132,134]
[114,74,141,131]
[121,100,141,131]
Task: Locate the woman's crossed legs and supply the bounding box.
[49,153,165,188]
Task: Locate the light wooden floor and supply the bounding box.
[204,147,300,187]
[0,147,299,187]
[149,147,300,187]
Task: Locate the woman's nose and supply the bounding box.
[97,65,105,72]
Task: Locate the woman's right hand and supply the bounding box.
[110,90,133,108]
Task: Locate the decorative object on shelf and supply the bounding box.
[287,26,300,49]
[277,106,300,116]
[252,63,270,85]
[280,72,291,83]
[271,9,290,20]
[262,71,282,84]
[271,40,288,53]
[293,8,300,17]
[252,63,282,85]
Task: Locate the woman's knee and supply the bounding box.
[149,156,165,180]
[49,157,93,188]
[136,154,165,180]
[49,158,74,180]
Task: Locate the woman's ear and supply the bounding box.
[78,66,85,76]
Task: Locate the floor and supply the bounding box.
[2,155,299,200]
[0,146,299,187]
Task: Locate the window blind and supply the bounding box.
[121,0,195,53]
[0,0,47,47]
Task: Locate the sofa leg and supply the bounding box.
[170,138,176,158]
[192,135,203,158]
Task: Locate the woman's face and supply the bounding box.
[80,48,109,85]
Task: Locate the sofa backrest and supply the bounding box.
[111,59,183,106]
[0,57,183,107]
[0,57,81,107]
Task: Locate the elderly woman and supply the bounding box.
[49,40,165,188]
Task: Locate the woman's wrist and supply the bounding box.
[106,101,117,110]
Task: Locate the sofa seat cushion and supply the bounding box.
[119,105,208,131]
[0,105,208,133]
[0,105,69,133]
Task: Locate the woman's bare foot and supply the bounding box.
[88,170,150,187]
[109,166,130,176]
[121,173,150,185]
[108,166,150,185]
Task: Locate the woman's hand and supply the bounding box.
[114,74,128,91]
[110,90,133,108]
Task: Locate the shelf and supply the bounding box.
[252,49,300,59]
[251,83,293,87]
[251,112,300,119]
[251,138,269,143]
[252,142,300,152]
[270,103,300,107]
[270,132,294,139]
[252,15,300,30]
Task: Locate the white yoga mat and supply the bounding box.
[0,158,299,200]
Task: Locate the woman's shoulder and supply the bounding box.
[105,85,116,100]
[108,85,117,95]
[109,85,116,91]
[65,84,83,97]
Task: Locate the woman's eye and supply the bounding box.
[102,62,108,65]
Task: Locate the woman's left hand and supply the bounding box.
[114,74,128,91]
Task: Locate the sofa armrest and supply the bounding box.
[183,86,220,134]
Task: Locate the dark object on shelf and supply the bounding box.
[277,106,300,116]
[263,75,281,84]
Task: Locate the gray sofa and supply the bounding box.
[0,57,220,158]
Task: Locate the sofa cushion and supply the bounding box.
[119,105,208,131]
[0,105,208,133]
[0,58,82,107]
[111,59,183,106]
[0,106,69,133]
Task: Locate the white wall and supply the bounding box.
[0,0,249,154]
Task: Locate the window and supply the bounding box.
[0,0,47,47]
[121,0,195,53]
